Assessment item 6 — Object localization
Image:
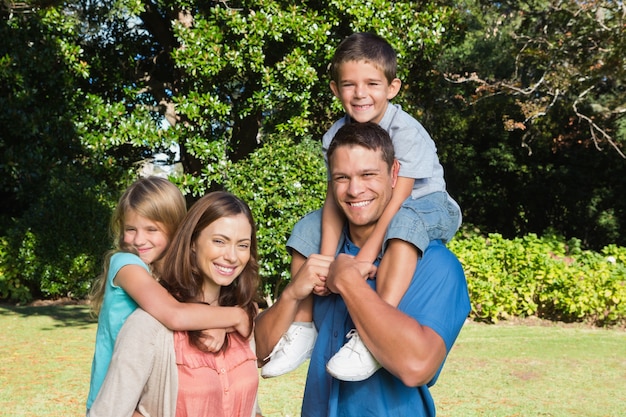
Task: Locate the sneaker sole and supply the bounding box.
[325,364,379,382]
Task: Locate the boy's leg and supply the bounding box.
[260,295,316,378]
[374,239,419,306]
[293,293,314,321]
[326,240,418,381]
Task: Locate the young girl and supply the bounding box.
[86,178,252,412]
[89,191,261,417]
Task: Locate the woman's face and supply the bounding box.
[192,213,252,291]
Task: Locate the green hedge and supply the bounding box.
[224,135,327,301]
[1,135,624,328]
[448,231,626,326]
[0,166,114,304]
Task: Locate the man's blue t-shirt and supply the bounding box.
[298,238,470,417]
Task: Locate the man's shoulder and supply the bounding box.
[422,240,462,270]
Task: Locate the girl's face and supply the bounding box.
[193,214,252,296]
[123,209,170,265]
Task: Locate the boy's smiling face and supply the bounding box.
[330,60,401,125]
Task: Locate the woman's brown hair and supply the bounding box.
[159,191,260,351]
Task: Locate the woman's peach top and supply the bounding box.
[174,331,259,417]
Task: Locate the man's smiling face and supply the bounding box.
[329,144,397,246]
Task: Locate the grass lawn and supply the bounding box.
[0,304,624,416]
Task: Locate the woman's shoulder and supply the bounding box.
[122,308,171,339]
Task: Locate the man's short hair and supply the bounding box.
[327,122,395,171]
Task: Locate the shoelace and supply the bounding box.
[342,329,361,352]
[263,328,296,361]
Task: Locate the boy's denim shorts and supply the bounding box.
[286,191,461,258]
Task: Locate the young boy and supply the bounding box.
[261,32,462,381]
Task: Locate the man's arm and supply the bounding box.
[255,252,332,363]
[325,252,447,387]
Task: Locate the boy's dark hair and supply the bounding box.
[329,32,397,84]
[327,122,395,171]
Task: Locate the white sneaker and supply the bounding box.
[260,322,317,378]
[326,329,381,381]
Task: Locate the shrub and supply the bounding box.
[449,231,626,326]
[225,134,327,302]
[0,167,114,303]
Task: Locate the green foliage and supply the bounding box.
[0,236,32,303]
[449,231,626,326]
[0,166,114,303]
[1,0,626,310]
[430,0,626,249]
[0,6,86,215]
[222,134,327,299]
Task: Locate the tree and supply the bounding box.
[76,0,459,300]
[0,0,458,301]
[443,0,625,156]
[73,0,458,196]
[3,0,624,302]
[426,0,626,248]
[0,2,116,302]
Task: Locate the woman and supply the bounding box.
[89,191,261,417]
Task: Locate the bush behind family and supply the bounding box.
[0,136,624,327]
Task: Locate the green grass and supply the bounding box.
[0,305,624,417]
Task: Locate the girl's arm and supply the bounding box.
[114,265,251,336]
[355,176,414,264]
[321,184,344,257]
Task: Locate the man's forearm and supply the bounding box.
[255,252,331,362]
[254,286,301,361]
[329,254,447,386]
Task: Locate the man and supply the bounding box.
[255,122,471,416]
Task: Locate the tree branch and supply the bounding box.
[573,87,626,158]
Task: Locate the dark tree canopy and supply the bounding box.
[0,0,624,302]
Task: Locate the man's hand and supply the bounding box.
[284,253,334,301]
[326,253,377,294]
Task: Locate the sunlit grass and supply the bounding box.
[0,305,624,417]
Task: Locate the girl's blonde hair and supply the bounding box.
[89,177,187,316]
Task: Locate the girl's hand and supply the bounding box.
[234,307,253,339]
[199,328,227,352]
